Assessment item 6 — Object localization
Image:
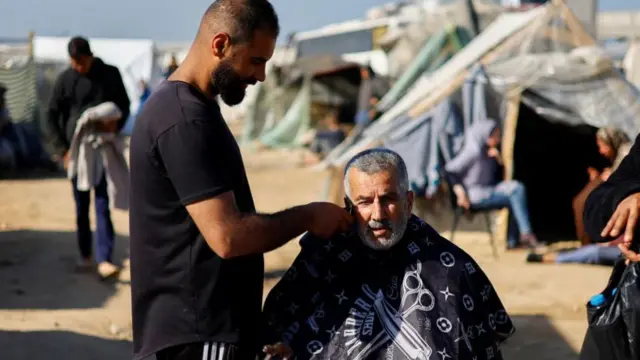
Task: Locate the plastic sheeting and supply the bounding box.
[624,42,640,89]
[377,25,472,113]
[259,79,312,148]
[485,15,640,139]
[320,6,545,168]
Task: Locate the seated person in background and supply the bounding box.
[444,118,541,249]
[262,148,515,360]
[572,127,631,245]
[526,238,622,266]
[302,112,345,165]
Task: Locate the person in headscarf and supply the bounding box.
[261,148,515,360]
[444,118,541,249]
[572,127,631,246]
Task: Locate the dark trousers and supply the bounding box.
[72,174,115,263]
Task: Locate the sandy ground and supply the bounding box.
[0,146,613,360]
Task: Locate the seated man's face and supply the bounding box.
[347,167,414,250]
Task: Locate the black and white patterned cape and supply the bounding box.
[261,215,515,360]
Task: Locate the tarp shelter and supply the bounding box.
[379,0,503,79]
[33,36,155,117]
[624,41,640,89]
[0,36,41,171]
[376,24,473,113]
[242,55,363,149]
[318,0,640,244]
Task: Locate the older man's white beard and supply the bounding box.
[357,212,410,251]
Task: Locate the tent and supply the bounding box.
[242,55,364,149]
[0,37,41,171]
[624,41,640,89]
[318,0,640,244]
[242,25,473,150]
[379,0,503,80]
[376,24,473,113]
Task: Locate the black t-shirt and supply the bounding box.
[129,80,263,359]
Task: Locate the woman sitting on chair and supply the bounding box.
[444,118,541,249]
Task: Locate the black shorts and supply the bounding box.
[156,341,255,360]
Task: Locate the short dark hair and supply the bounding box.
[202,0,280,44]
[68,36,93,60]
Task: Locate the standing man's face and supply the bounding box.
[347,167,414,250]
[70,55,93,74]
[209,30,276,106]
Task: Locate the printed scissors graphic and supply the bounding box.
[401,261,435,316]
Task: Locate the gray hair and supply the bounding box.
[344,148,409,199]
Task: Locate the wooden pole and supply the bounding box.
[495,92,522,249]
[27,31,35,59]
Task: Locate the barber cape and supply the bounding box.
[262,215,515,360]
[67,102,129,210]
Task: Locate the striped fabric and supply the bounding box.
[0,59,37,125]
[201,342,236,360]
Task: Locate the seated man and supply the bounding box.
[261,148,515,360]
[444,118,541,250]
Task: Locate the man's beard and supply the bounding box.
[357,209,410,251]
[210,59,255,106]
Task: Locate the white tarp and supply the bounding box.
[624,41,640,89]
[320,5,545,168]
[33,36,154,114]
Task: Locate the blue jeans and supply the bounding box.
[355,110,370,127]
[472,180,533,247]
[556,245,621,265]
[72,174,115,263]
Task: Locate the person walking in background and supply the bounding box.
[128,1,352,360]
[46,36,130,279]
[164,54,179,78]
[354,65,385,129]
[138,79,151,107]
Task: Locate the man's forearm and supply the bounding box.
[224,205,314,258]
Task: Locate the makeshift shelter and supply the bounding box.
[0,35,42,171]
[318,0,640,245]
[380,0,503,79]
[242,55,364,149]
[376,24,473,113]
[624,41,640,89]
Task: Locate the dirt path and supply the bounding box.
[0,149,610,359]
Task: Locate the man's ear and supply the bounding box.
[407,190,415,212]
[211,33,230,58]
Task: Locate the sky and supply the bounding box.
[0,0,635,43]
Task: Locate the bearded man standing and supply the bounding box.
[128,1,352,360]
[261,149,515,360]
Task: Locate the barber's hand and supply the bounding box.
[601,193,640,248]
[587,167,600,181]
[600,168,612,182]
[306,202,353,238]
[263,343,293,360]
[487,147,500,158]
